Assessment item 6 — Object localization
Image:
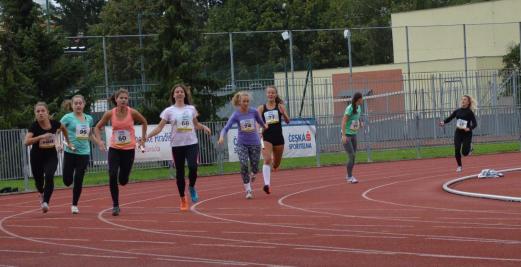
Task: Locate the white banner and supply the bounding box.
[226,118,316,162]
[105,125,172,162]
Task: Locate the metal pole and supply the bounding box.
[309,67,319,167]
[20,130,30,192]
[284,58,290,116]
[463,24,469,91]
[138,12,146,92]
[347,35,352,79]
[431,75,437,139]
[492,71,499,136]
[519,22,521,70]
[46,0,50,32]
[289,31,295,117]
[102,36,109,99]
[406,26,411,92]
[229,32,235,87]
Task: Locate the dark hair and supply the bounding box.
[266,85,284,105]
[110,88,129,106]
[170,84,192,105]
[351,92,363,114]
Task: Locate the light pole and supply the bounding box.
[45,0,50,32]
[137,12,145,92]
[282,30,294,117]
[343,29,352,79]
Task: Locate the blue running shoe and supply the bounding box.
[189,186,198,203]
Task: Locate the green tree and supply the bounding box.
[0,0,82,128]
[55,0,106,36]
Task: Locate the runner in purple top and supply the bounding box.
[219,91,267,199]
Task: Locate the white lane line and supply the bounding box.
[0,211,16,213]
[168,220,230,224]
[108,219,158,223]
[295,247,394,255]
[0,236,16,239]
[154,257,248,266]
[314,234,407,239]
[192,243,276,249]
[264,214,330,218]
[0,249,45,254]
[15,217,92,221]
[426,237,521,245]
[438,217,517,220]
[60,253,137,259]
[277,223,317,226]
[104,240,176,245]
[222,231,297,235]
[432,225,521,230]
[150,229,207,233]
[5,225,57,229]
[69,227,127,231]
[34,237,90,242]
[332,224,414,228]
[0,264,17,267]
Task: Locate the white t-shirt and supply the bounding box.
[160,105,198,147]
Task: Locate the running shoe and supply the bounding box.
[71,205,79,214]
[189,186,199,203]
[245,190,253,199]
[112,206,120,216]
[180,196,189,211]
[41,202,49,213]
[263,185,271,194]
[456,166,462,172]
[348,176,359,184]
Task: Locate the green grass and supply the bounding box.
[1,141,519,192]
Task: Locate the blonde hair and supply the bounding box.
[231,91,252,107]
[62,95,85,112]
[463,95,477,112]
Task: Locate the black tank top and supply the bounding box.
[261,104,283,137]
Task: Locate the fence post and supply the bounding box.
[492,71,499,136]
[20,129,30,192]
[431,75,437,139]
[363,99,372,162]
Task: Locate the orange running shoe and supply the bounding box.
[180,196,189,211]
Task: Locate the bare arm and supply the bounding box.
[24,132,51,146]
[146,119,168,139]
[94,111,112,150]
[132,109,148,147]
[193,117,211,135]
[278,104,290,124]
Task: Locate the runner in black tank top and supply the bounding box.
[258,86,290,194]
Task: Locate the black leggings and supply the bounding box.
[454,130,473,167]
[30,152,58,204]
[172,144,199,197]
[63,152,90,206]
[108,148,135,207]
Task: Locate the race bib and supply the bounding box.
[115,130,131,145]
[456,119,468,129]
[76,124,90,140]
[264,110,280,124]
[239,119,255,132]
[176,113,194,132]
[39,134,55,148]
[350,120,360,131]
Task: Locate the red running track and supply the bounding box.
[1,153,520,266]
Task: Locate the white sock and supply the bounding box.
[243,182,252,192]
[263,164,271,185]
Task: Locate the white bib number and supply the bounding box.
[264,110,280,124]
[176,114,194,132]
[456,119,468,130]
[76,124,90,140]
[115,130,131,145]
[240,119,255,132]
[350,120,360,131]
[39,134,55,148]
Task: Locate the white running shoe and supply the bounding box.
[456,166,462,172]
[71,205,79,214]
[348,176,359,184]
[245,190,253,199]
[41,202,49,213]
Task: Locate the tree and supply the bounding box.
[55,0,106,36]
[0,0,82,128]
[500,44,520,106]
